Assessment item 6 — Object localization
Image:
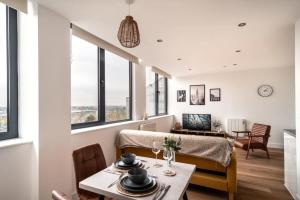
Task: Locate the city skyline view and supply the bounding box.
[71,35,130,107]
[0,3,7,133]
[0,3,7,108]
[71,35,131,124]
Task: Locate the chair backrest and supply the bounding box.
[72,143,107,195]
[250,123,271,145]
[52,190,71,200]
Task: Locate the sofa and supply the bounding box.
[116,129,237,200]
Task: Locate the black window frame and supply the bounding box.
[147,71,168,117]
[0,6,18,141]
[157,74,168,115]
[71,39,133,130]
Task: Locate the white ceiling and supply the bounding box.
[36,0,300,77]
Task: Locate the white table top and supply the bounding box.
[79,156,196,200]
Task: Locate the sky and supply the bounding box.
[71,35,130,107]
[1,20,130,108]
[0,3,7,108]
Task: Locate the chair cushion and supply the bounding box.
[234,139,264,150]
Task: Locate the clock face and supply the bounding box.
[258,85,273,97]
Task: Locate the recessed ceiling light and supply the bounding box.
[238,23,247,27]
[177,58,182,61]
[223,66,228,68]
[188,68,192,71]
[157,39,163,43]
[233,64,237,66]
[235,50,241,53]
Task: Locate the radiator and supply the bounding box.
[226,119,247,136]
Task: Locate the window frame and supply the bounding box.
[147,71,168,117]
[158,75,168,115]
[0,6,18,141]
[71,44,133,130]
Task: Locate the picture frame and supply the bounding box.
[190,85,205,105]
[177,90,186,102]
[210,88,221,101]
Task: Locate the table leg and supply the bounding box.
[183,192,188,200]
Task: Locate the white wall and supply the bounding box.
[0,143,33,200]
[170,67,295,148]
[38,5,72,200]
[133,62,146,120]
[18,1,39,199]
[295,18,300,200]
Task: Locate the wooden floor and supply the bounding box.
[187,148,294,200]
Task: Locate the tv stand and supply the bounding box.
[170,128,228,138]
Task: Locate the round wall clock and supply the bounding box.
[258,85,273,97]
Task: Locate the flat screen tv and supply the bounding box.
[182,114,211,131]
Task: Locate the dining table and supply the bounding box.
[79,156,196,200]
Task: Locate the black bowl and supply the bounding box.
[121,153,136,165]
[128,168,147,184]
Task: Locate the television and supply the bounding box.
[182,114,211,131]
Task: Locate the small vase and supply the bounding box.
[163,148,174,167]
[171,148,176,162]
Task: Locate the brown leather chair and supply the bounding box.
[52,190,71,200]
[73,143,108,200]
[233,123,271,159]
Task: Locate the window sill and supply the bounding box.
[71,114,173,135]
[148,115,171,120]
[0,138,32,149]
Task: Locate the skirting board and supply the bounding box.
[284,184,297,200]
[268,143,283,149]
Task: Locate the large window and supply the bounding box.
[158,74,167,114]
[146,68,168,116]
[0,4,18,140]
[71,36,98,124]
[146,67,156,116]
[71,35,132,129]
[105,50,131,122]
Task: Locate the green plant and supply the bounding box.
[85,114,96,122]
[163,136,182,151]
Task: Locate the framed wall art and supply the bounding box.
[190,85,205,105]
[210,88,221,101]
[177,90,186,102]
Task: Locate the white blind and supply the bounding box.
[71,24,139,64]
[0,0,27,13]
[151,66,171,79]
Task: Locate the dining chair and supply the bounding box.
[52,190,71,200]
[233,123,271,159]
[73,143,109,200]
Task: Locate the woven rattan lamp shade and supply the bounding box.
[118,15,140,48]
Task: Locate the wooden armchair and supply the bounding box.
[233,123,271,159]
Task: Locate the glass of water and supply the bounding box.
[152,141,162,167]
